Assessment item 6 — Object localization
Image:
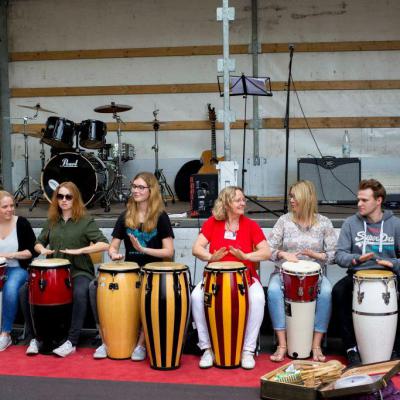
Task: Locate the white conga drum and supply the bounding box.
[353,269,398,364]
[0,257,7,329]
[97,262,141,359]
[281,260,321,359]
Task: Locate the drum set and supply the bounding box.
[13,102,135,211]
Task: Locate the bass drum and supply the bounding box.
[174,160,202,202]
[41,152,108,206]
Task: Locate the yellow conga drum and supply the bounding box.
[141,262,190,370]
[97,262,141,359]
[203,261,249,368]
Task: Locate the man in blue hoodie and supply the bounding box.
[333,179,400,366]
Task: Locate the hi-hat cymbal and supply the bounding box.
[94,103,132,113]
[18,103,57,114]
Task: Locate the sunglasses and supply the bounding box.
[56,193,73,201]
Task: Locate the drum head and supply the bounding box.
[205,261,246,272]
[41,152,106,205]
[282,260,321,274]
[355,269,394,279]
[30,258,71,268]
[143,262,188,272]
[99,261,140,273]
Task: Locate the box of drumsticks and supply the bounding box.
[260,359,400,400]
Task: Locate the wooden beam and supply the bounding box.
[11,117,400,135]
[9,41,400,62]
[10,80,400,98]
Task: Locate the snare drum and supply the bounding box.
[98,143,135,162]
[203,262,249,368]
[79,120,107,149]
[97,262,141,359]
[42,117,75,149]
[353,270,398,364]
[28,258,73,353]
[141,262,190,370]
[0,257,7,329]
[281,260,321,359]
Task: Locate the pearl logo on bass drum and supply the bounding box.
[60,158,78,168]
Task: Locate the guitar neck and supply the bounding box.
[211,122,217,159]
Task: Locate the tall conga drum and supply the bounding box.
[0,257,7,329]
[353,269,398,364]
[97,262,141,359]
[29,258,73,353]
[281,260,321,359]
[203,261,249,368]
[141,262,190,370]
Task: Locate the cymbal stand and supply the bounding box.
[29,140,46,211]
[152,110,175,205]
[13,111,38,205]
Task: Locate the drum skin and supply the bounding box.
[281,260,321,302]
[97,262,141,359]
[141,262,190,370]
[28,259,73,353]
[353,269,398,364]
[203,262,249,368]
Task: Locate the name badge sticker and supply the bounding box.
[224,230,236,240]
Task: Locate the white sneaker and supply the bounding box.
[26,339,39,355]
[53,340,76,357]
[93,343,107,359]
[0,335,12,352]
[241,350,255,370]
[131,345,146,361]
[199,348,214,368]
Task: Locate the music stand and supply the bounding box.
[217,74,280,217]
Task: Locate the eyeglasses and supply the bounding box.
[56,193,73,201]
[131,184,149,191]
[233,198,247,204]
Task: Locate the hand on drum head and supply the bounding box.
[353,252,375,265]
[208,247,228,262]
[109,252,124,261]
[128,234,145,254]
[0,252,17,259]
[279,251,300,262]
[60,248,83,256]
[376,259,394,268]
[300,249,326,262]
[228,246,248,261]
[40,248,55,256]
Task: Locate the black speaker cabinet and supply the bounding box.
[190,174,218,218]
[297,157,361,204]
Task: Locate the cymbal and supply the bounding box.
[17,103,57,114]
[94,103,132,113]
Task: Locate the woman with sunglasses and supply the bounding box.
[90,171,174,360]
[21,181,109,357]
[267,180,336,362]
[0,191,36,352]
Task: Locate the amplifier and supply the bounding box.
[190,174,218,218]
[297,157,361,204]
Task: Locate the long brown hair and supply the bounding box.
[212,186,243,220]
[48,181,86,226]
[289,180,318,226]
[125,172,164,232]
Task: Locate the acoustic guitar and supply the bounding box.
[198,104,224,174]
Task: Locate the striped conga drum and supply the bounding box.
[0,257,7,329]
[28,258,73,353]
[97,262,141,359]
[203,261,249,368]
[141,262,190,370]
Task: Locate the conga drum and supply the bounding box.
[203,261,249,368]
[0,257,7,329]
[28,258,73,353]
[97,262,141,359]
[281,260,321,359]
[353,269,398,364]
[141,262,190,370]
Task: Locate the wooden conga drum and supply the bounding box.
[97,262,141,359]
[0,257,7,329]
[28,258,73,353]
[203,262,249,368]
[353,269,398,364]
[141,262,190,370]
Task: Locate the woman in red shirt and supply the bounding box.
[191,186,271,369]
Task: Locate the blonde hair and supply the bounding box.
[212,186,243,220]
[48,181,86,226]
[0,190,14,205]
[125,172,164,232]
[289,180,318,226]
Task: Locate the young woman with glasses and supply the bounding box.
[90,171,174,360]
[21,181,109,357]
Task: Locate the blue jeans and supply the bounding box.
[1,267,28,333]
[267,271,332,333]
